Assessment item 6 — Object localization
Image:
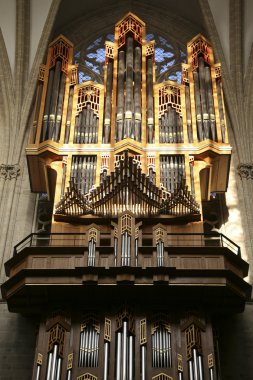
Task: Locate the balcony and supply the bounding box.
[2,232,251,314]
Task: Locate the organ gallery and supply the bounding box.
[1,12,251,380]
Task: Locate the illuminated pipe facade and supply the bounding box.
[27,13,234,380]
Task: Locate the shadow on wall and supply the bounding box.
[216,303,253,379]
[0,303,38,380]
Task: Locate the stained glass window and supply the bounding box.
[74,33,186,84]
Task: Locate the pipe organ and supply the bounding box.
[2,12,251,380]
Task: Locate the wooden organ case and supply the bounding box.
[2,13,251,380]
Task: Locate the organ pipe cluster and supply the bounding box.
[30,15,228,149]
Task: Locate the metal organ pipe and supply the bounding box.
[56,358,61,380]
[124,37,134,139]
[185,84,193,142]
[117,50,125,141]
[116,332,122,380]
[141,345,146,380]
[46,352,53,380]
[36,365,41,380]
[129,335,134,380]
[193,70,203,141]
[103,342,109,380]
[189,360,194,380]
[134,45,142,141]
[147,57,154,143]
[48,60,62,140]
[104,60,113,143]
[205,66,216,140]
[198,56,209,139]
[53,68,66,141]
[42,67,55,141]
[198,355,204,380]
[64,86,74,143]
[33,82,43,143]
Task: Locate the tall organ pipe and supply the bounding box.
[104,61,113,143]
[64,86,74,143]
[124,37,134,139]
[193,349,199,380]
[129,335,134,380]
[205,66,216,140]
[48,60,62,139]
[33,82,43,143]
[147,57,154,143]
[141,345,146,380]
[116,51,125,141]
[116,332,122,380]
[53,69,66,141]
[42,68,55,141]
[199,57,209,139]
[56,358,61,380]
[103,342,109,380]
[46,353,52,380]
[193,70,203,141]
[185,85,193,142]
[134,45,142,141]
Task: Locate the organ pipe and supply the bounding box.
[53,69,66,141]
[134,45,142,141]
[48,60,62,140]
[124,37,134,139]
[46,352,52,380]
[116,332,122,380]
[33,82,43,143]
[193,71,204,141]
[205,66,216,140]
[35,365,41,380]
[64,86,74,143]
[129,335,134,380]
[185,85,193,143]
[199,57,209,139]
[42,68,55,141]
[147,57,154,143]
[122,321,128,380]
[141,345,146,380]
[103,342,109,380]
[104,61,113,143]
[117,50,125,141]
